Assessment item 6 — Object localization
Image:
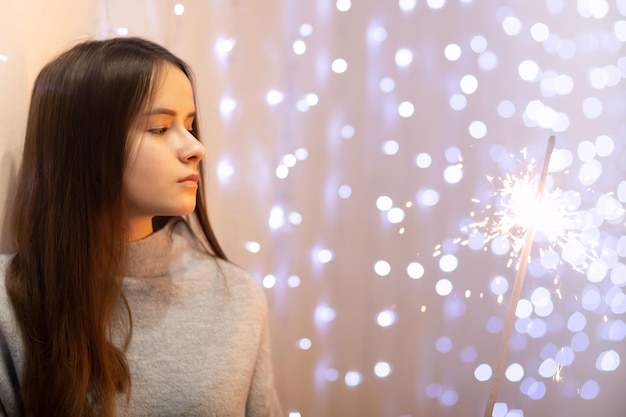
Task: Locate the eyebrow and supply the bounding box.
[145,108,196,118]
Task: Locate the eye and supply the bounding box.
[149,127,168,135]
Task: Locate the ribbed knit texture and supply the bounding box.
[0,216,282,417]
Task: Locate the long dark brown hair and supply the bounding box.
[6,37,226,417]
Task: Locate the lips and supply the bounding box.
[178,173,199,183]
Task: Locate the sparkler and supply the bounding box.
[482,136,555,417]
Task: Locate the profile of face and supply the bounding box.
[123,63,206,239]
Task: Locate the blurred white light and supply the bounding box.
[293,40,306,55]
[427,0,446,9]
[545,0,564,13]
[449,94,468,111]
[596,350,620,371]
[470,35,487,53]
[344,370,362,387]
[407,262,425,279]
[289,412,302,417]
[398,101,415,117]
[539,358,558,378]
[336,0,351,12]
[269,206,285,229]
[374,260,392,277]
[502,16,522,35]
[275,164,289,179]
[435,278,454,295]
[332,58,348,73]
[604,65,621,86]
[379,77,396,92]
[577,0,609,18]
[315,305,337,323]
[377,309,396,327]
[420,189,440,206]
[387,207,405,223]
[460,75,478,94]
[374,361,392,377]
[245,241,261,253]
[557,39,577,60]
[395,48,414,67]
[116,27,129,36]
[478,51,498,71]
[436,336,452,353]
[555,74,574,94]
[497,100,515,118]
[588,67,608,89]
[216,160,234,181]
[426,383,443,398]
[531,22,550,41]
[368,26,388,43]
[505,363,524,382]
[523,100,566,130]
[578,159,602,185]
[615,21,626,41]
[518,59,541,81]
[376,195,393,211]
[173,3,185,15]
[415,153,432,168]
[324,368,339,381]
[288,211,302,225]
[438,254,458,272]
[287,275,301,288]
[516,299,533,318]
[492,403,508,417]
[282,154,297,167]
[383,140,400,155]
[215,37,236,55]
[266,89,284,105]
[263,274,276,289]
[297,338,311,350]
[587,260,608,283]
[595,135,614,157]
[296,100,310,112]
[220,97,237,117]
[299,23,313,36]
[444,43,462,61]
[341,124,355,139]
[445,146,461,163]
[490,236,511,255]
[443,165,463,184]
[305,93,319,106]
[582,97,602,118]
[468,120,487,139]
[338,185,352,199]
[474,364,492,381]
[489,276,509,295]
[317,249,334,263]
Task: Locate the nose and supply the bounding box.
[179,128,206,163]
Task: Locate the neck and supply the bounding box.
[127,217,154,241]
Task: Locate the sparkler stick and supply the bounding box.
[483,135,556,417]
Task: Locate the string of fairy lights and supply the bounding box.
[2,0,625,416]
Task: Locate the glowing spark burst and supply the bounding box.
[553,364,564,382]
[456,155,599,271]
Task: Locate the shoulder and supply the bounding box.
[0,256,26,415]
[0,254,14,315]
[214,258,268,313]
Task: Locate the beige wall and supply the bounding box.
[0,0,102,251]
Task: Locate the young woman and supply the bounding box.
[0,37,282,417]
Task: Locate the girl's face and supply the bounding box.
[123,63,206,240]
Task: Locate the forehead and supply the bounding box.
[150,63,195,108]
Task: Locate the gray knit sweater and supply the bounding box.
[0,216,282,416]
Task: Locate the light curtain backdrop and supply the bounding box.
[1,1,625,416]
